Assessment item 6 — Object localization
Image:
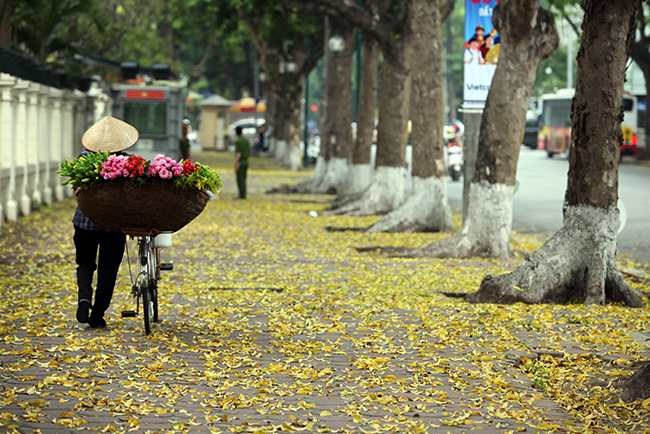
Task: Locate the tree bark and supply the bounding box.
[0,0,12,48]
[465,0,643,310]
[314,18,355,192]
[331,17,380,205]
[445,19,456,122]
[405,0,558,258]
[353,34,379,168]
[368,0,453,233]
[317,0,412,216]
[159,0,174,61]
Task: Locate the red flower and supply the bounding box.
[182,159,197,175]
[126,155,147,178]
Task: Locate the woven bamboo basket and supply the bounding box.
[76,181,209,236]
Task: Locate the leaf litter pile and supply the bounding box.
[1,152,649,434]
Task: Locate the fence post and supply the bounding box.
[49,88,65,202]
[39,85,52,206]
[0,74,17,225]
[14,79,30,217]
[61,92,75,198]
[27,82,41,209]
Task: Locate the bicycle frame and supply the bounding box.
[123,232,173,335]
[122,236,159,335]
[138,236,159,335]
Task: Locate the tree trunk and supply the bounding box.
[270,74,305,171]
[329,29,379,209]
[407,0,558,258]
[465,0,643,310]
[286,100,303,171]
[368,0,453,233]
[158,0,174,61]
[0,0,12,48]
[329,36,411,216]
[273,97,289,166]
[314,20,354,192]
[445,18,456,122]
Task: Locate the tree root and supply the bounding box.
[354,246,411,255]
[393,236,460,258]
[321,167,405,216]
[323,190,367,213]
[620,363,650,402]
[464,206,644,307]
[266,183,336,195]
[366,177,454,233]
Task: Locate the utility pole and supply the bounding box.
[254,56,260,127]
[566,25,574,89]
[353,0,362,123]
[303,37,311,167]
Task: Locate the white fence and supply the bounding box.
[0,73,110,227]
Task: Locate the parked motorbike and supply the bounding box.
[447,144,463,181]
[443,125,463,182]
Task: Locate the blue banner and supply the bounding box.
[464,0,500,106]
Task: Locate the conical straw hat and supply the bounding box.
[82,116,139,153]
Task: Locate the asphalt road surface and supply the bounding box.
[446,146,650,262]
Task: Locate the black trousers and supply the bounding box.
[236,165,248,199]
[74,226,126,319]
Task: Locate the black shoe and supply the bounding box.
[76,299,91,323]
[88,317,106,328]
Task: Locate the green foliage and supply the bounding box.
[11,0,102,63]
[57,151,107,189]
[534,46,569,96]
[173,162,223,193]
[73,0,170,71]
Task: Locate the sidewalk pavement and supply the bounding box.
[0,152,649,434]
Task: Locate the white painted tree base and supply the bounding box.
[342,164,373,196]
[316,158,349,193]
[274,140,288,167]
[466,205,643,307]
[456,181,515,259]
[288,146,302,171]
[295,158,328,192]
[326,166,406,216]
[367,176,454,233]
[407,181,514,259]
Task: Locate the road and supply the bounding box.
[446,147,650,262]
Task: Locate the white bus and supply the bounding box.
[537,88,642,158]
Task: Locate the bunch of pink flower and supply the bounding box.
[147,154,184,180]
[100,155,129,180]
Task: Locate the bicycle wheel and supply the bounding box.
[150,247,159,323]
[142,277,152,335]
[140,237,155,335]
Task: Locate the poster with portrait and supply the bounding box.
[463,0,501,107]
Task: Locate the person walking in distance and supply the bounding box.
[179,123,190,160]
[73,116,139,328]
[234,125,250,199]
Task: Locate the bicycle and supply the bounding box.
[75,181,210,336]
[122,232,173,335]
